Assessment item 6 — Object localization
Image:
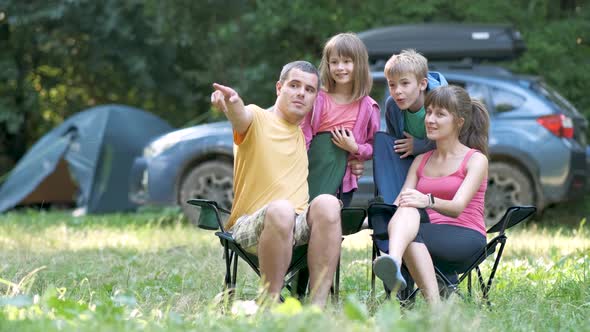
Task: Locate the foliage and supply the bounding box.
[0,210,588,331]
[0,0,588,173]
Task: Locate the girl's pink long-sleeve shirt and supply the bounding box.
[301,90,381,193]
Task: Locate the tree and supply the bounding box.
[0,0,588,175]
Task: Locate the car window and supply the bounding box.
[371,80,389,107]
[491,87,525,113]
[464,82,490,110]
[530,81,579,117]
[372,80,390,129]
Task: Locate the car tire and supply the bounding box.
[179,160,234,226]
[485,162,535,228]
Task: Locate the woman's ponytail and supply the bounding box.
[460,99,490,157]
[427,85,491,156]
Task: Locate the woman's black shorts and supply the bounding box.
[413,208,486,274]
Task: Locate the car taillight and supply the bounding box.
[536,114,574,138]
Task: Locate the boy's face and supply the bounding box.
[387,72,428,112]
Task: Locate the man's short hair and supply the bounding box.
[384,49,428,82]
[279,61,320,90]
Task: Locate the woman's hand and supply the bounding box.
[331,126,358,153]
[398,188,429,208]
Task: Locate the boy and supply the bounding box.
[384,49,447,159]
[369,49,448,296]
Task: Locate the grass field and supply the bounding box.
[0,204,589,331]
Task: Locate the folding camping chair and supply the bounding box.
[368,132,536,304]
[187,132,366,301]
[369,203,536,304]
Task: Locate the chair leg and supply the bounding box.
[483,241,507,301]
[476,267,485,293]
[475,266,492,306]
[294,268,310,299]
[334,257,341,302]
[371,242,378,297]
[223,241,232,290]
[468,271,472,296]
[222,242,237,302]
[231,252,239,289]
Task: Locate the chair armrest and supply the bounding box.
[487,205,536,234]
[367,202,397,240]
[186,199,230,231]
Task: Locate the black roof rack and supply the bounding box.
[429,61,514,76]
[358,23,526,63]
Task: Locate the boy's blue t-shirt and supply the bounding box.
[403,106,426,139]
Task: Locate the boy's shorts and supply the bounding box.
[230,204,311,254]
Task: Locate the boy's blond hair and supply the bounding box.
[384,49,428,82]
[319,32,372,101]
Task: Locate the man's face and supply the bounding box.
[387,72,427,112]
[275,68,319,124]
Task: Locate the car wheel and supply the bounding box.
[179,160,233,226]
[485,162,534,228]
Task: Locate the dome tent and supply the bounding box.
[0,104,173,213]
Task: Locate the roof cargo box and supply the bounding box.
[358,23,526,63]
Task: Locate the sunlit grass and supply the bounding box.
[0,209,588,331]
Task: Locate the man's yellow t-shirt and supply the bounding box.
[226,105,309,229]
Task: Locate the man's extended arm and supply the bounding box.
[211,83,253,135]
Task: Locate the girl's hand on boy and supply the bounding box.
[331,126,358,154]
[394,132,414,159]
[398,188,429,208]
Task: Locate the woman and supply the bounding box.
[373,85,490,304]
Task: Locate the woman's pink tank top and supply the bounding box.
[415,149,487,236]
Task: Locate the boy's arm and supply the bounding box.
[384,97,402,138]
[352,103,381,161]
[412,137,436,155]
[211,83,253,135]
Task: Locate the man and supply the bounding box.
[211,61,342,307]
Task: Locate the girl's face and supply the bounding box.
[328,54,354,87]
[425,105,463,141]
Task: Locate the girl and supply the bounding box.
[301,32,380,207]
[373,85,490,304]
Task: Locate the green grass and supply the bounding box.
[0,208,589,331]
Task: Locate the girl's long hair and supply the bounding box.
[318,32,372,101]
[425,85,490,156]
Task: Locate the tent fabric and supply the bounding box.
[0,134,72,211]
[0,104,173,213]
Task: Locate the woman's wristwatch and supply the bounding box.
[426,193,435,208]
